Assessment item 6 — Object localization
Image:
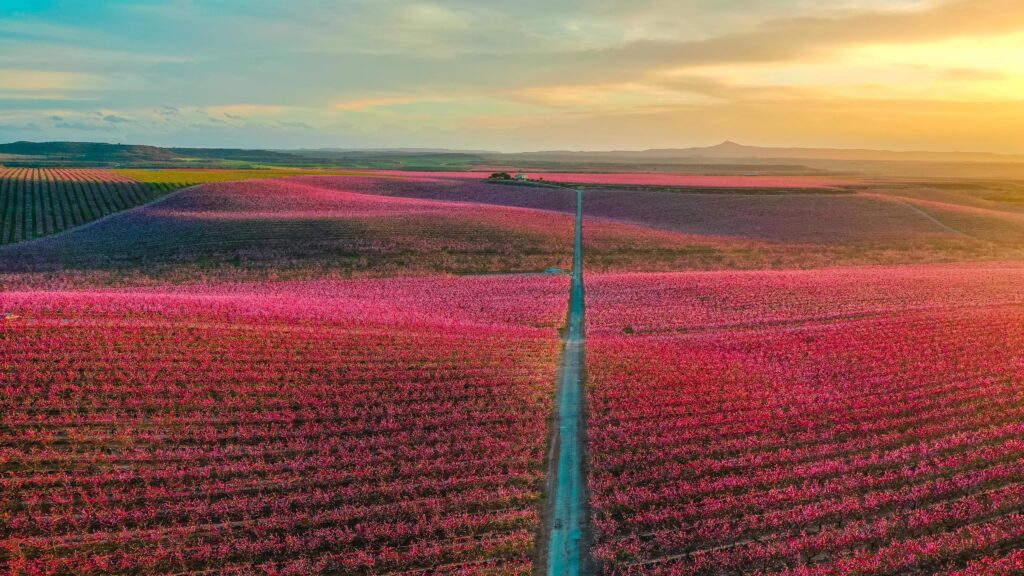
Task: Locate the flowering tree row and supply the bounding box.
[586,265,1024,335]
[301,175,924,247]
[299,175,998,268]
[1,275,567,575]
[0,168,141,183]
[586,267,1024,574]
[0,176,742,284]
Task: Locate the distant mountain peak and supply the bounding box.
[701,140,751,154]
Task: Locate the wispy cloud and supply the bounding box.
[1,0,1024,151]
[206,104,288,117]
[332,97,423,112]
[0,69,103,92]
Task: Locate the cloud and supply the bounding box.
[457,93,1024,153]
[511,82,717,109]
[3,0,1024,151]
[52,120,113,132]
[0,69,102,92]
[207,104,287,117]
[399,3,473,31]
[942,67,1009,81]
[103,114,133,123]
[332,96,426,112]
[520,0,1024,81]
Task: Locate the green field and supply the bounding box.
[114,168,371,190]
[0,168,167,244]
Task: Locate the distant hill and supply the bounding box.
[289,147,499,155]
[3,140,1024,178]
[0,141,180,163]
[169,147,320,164]
[0,141,313,166]
[526,141,1024,164]
[0,141,479,169]
[0,141,330,167]
[503,142,1024,178]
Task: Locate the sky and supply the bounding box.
[1,0,1023,152]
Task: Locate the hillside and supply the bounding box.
[527,141,1024,164]
[5,141,1024,178]
[0,141,180,163]
[0,141,481,169]
[0,174,706,281]
[501,142,1024,178]
[0,141,334,168]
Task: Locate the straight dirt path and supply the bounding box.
[546,188,588,575]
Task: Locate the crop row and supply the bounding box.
[0,176,720,284]
[586,269,1024,574]
[299,175,997,268]
[585,266,1024,335]
[1,276,567,575]
[0,168,166,244]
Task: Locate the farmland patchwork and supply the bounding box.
[4,172,1024,574]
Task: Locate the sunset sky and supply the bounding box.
[2,0,1023,152]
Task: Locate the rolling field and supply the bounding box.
[586,266,1024,574]
[515,172,854,190]
[1,275,567,575]
[304,174,1007,268]
[0,168,373,246]
[9,1,1024,574]
[0,168,165,244]
[866,192,1024,247]
[363,171,856,190]
[326,175,964,244]
[0,176,580,280]
[6,168,1024,575]
[0,175,775,283]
